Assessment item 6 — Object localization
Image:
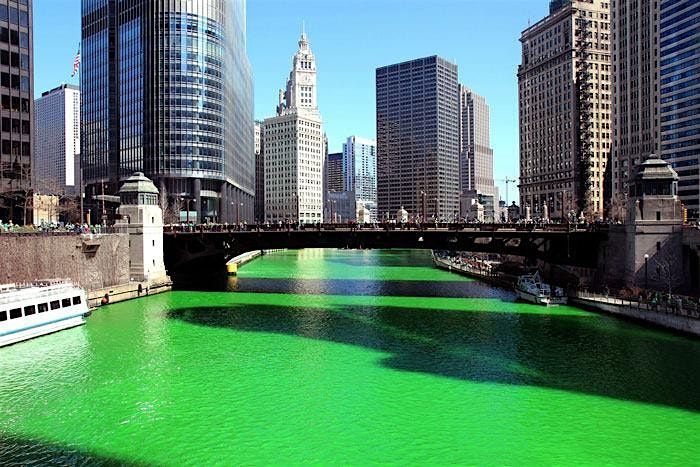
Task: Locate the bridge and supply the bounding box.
[163,223,608,280]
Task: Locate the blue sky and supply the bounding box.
[35,0,549,202]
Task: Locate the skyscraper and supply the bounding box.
[326,152,343,193]
[610,0,660,215]
[343,136,377,220]
[376,56,459,221]
[459,85,496,198]
[34,84,80,196]
[660,1,700,218]
[0,0,33,223]
[254,120,264,222]
[80,0,254,223]
[518,0,612,219]
[263,31,324,224]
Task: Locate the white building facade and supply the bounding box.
[34,84,80,196]
[342,135,377,221]
[459,85,495,198]
[263,32,324,224]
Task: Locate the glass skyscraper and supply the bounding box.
[81,0,254,223]
[660,0,700,218]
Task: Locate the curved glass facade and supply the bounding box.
[81,0,254,222]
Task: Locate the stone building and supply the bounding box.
[263,31,324,224]
[115,172,168,282]
[518,0,612,219]
[610,0,660,214]
[459,86,497,203]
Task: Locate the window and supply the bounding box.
[50,300,60,310]
[0,310,6,321]
[38,303,48,313]
[23,305,35,316]
[61,298,71,308]
[9,308,21,319]
[72,296,81,305]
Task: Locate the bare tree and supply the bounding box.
[158,184,178,224]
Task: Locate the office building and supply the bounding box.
[81,0,254,223]
[263,31,324,224]
[610,0,660,214]
[0,0,33,223]
[518,0,612,219]
[376,56,459,221]
[254,120,264,222]
[459,85,497,201]
[326,151,343,192]
[34,84,80,196]
[343,136,377,220]
[660,0,700,218]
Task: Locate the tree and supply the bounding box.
[158,184,179,224]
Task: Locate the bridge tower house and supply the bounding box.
[115,172,168,282]
[600,155,684,290]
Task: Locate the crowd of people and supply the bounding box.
[0,220,109,234]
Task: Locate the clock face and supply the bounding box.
[301,74,312,84]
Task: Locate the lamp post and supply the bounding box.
[644,253,649,290]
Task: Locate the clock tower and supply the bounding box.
[278,29,318,116]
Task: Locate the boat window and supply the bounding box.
[9,308,21,319]
[0,310,6,321]
[23,305,35,316]
[50,300,60,310]
[61,298,71,308]
[38,303,48,313]
[72,296,82,305]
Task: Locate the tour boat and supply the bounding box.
[0,280,90,347]
[515,271,567,306]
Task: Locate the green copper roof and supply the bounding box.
[118,172,159,195]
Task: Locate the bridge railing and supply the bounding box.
[164,221,607,234]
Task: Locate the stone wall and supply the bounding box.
[0,233,130,291]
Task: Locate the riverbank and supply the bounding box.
[87,277,172,308]
[434,252,700,337]
[571,292,700,337]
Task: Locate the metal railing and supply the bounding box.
[574,290,700,320]
[164,221,609,234]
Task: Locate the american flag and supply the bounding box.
[71,46,80,77]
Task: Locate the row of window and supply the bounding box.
[0,296,82,322]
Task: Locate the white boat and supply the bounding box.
[0,280,90,348]
[515,272,567,306]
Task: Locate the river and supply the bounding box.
[1,249,699,465]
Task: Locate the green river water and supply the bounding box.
[1,249,699,465]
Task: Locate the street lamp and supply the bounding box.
[644,253,649,290]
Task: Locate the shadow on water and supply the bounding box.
[229,278,504,299]
[0,433,147,467]
[167,303,700,413]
